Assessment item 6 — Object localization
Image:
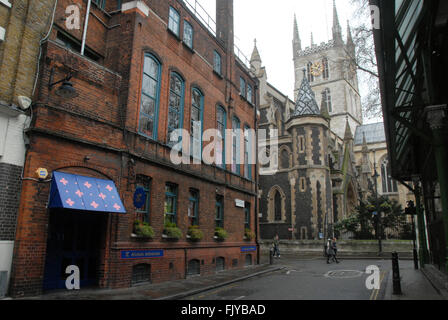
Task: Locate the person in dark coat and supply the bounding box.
[326,238,340,264]
[273,234,280,258]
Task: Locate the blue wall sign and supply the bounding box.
[133,187,147,209]
[241,246,257,253]
[120,249,164,260]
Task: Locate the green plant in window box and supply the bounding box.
[244,228,255,241]
[163,222,182,240]
[133,220,154,239]
[214,227,228,241]
[187,225,204,242]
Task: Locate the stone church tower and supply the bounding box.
[285,70,334,240]
[293,1,363,140]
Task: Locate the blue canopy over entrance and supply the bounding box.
[48,171,126,213]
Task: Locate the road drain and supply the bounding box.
[324,270,364,279]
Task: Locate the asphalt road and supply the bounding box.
[183,257,392,300]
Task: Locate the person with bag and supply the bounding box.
[273,234,281,258]
[326,238,339,264]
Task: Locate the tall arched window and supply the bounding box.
[167,72,185,147]
[139,54,161,139]
[268,186,285,222]
[307,62,314,82]
[216,106,226,168]
[190,88,203,159]
[274,191,282,221]
[275,110,283,136]
[280,148,290,169]
[232,116,241,175]
[322,57,330,79]
[322,88,332,113]
[381,158,398,193]
[244,125,252,180]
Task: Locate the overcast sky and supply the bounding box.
[190,0,380,123]
[196,0,354,97]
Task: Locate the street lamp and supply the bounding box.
[372,153,382,255]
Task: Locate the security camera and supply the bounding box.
[17,96,32,110]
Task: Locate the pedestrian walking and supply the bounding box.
[326,238,339,264]
[273,234,281,258]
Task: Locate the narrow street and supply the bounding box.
[184,256,391,300]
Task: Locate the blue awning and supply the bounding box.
[48,171,126,213]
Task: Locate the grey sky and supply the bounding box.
[197,0,354,97]
[193,0,379,124]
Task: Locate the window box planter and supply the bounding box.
[163,222,182,241]
[214,227,228,242]
[133,220,155,240]
[244,228,255,241]
[187,226,204,242]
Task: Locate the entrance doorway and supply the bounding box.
[43,209,105,291]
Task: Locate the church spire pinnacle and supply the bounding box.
[293,14,302,52]
[250,38,261,63]
[320,91,331,122]
[346,20,355,53]
[344,117,354,141]
[332,0,343,45]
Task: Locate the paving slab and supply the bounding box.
[13,264,282,300]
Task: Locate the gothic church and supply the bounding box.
[252,2,386,240]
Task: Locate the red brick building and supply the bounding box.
[9,0,259,297]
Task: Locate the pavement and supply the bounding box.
[4,253,445,300]
[12,263,283,300]
[384,261,444,300]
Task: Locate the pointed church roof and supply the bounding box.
[293,70,321,117]
[250,39,261,63]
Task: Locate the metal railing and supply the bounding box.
[183,0,216,36]
[234,44,251,70]
[182,0,252,70]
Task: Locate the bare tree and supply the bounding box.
[349,0,382,120]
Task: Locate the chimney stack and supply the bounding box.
[216,0,234,51]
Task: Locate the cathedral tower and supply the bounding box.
[293,0,363,140]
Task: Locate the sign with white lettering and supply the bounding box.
[120,250,164,259]
[235,199,245,208]
[241,246,257,252]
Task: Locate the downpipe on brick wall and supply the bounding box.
[80,0,92,56]
[32,0,58,97]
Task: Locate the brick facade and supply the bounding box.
[9,0,259,297]
[0,0,58,296]
[0,163,22,241]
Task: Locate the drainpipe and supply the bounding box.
[426,105,448,273]
[80,0,92,56]
[254,84,260,265]
[184,248,188,279]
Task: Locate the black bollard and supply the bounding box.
[413,248,419,270]
[392,252,402,295]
